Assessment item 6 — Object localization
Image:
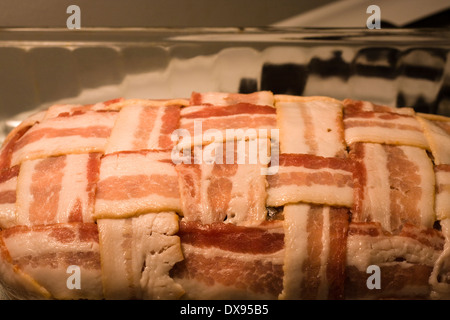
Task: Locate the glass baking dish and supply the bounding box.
[0,27,449,142]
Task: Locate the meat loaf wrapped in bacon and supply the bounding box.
[0,92,448,300]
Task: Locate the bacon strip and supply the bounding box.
[43,98,186,120]
[105,104,180,154]
[417,116,450,165]
[11,111,118,166]
[0,166,19,228]
[266,153,355,208]
[0,124,34,170]
[190,91,274,107]
[276,97,347,158]
[1,110,46,148]
[0,235,51,299]
[343,98,415,116]
[0,223,103,299]
[43,98,130,120]
[176,139,269,225]
[430,219,450,299]
[15,153,101,226]
[435,165,450,220]
[97,212,184,300]
[170,220,284,299]
[177,103,276,149]
[0,166,20,228]
[343,99,428,149]
[350,142,435,233]
[100,98,189,110]
[44,104,93,120]
[94,151,181,219]
[280,204,349,300]
[345,221,444,299]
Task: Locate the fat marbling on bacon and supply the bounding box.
[275,95,347,158]
[343,98,429,149]
[0,92,448,300]
[350,142,435,233]
[266,153,355,208]
[178,102,277,149]
[94,150,181,219]
[176,138,270,225]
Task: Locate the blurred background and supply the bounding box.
[0,0,449,28]
[0,0,449,141]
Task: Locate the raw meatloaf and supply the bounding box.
[0,91,449,300]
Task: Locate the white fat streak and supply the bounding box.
[309,100,345,157]
[266,184,353,208]
[15,160,35,226]
[277,102,308,154]
[400,145,435,228]
[351,114,423,127]
[94,191,181,219]
[146,106,165,149]
[98,218,135,299]
[279,203,309,300]
[199,163,213,223]
[182,242,284,267]
[347,233,441,273]
[99,151,176,178]
[359,100,377,112]
[104,105,143,154]
[436,170,450,220]
[180,105,205,116]
[197,93,230,106]
[4,225,99,259]
[362,143,391,232]
[267,166,354,207]
[317,207,330,299]
[280,163,351,177]
[226,164,267,224]
[344,118,429,149]
[178,114,274,149]
[277,100,345,157]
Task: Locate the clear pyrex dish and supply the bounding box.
[0,27,449,142]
